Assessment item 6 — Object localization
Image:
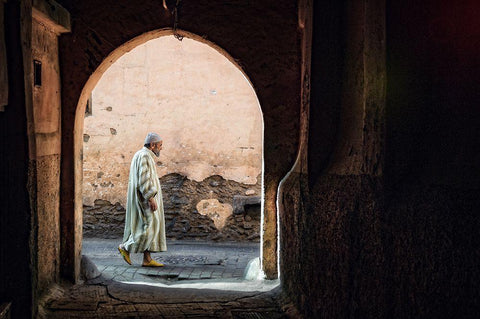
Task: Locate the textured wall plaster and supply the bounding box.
[32,15,62,296]
[32,18,61,156]
[196,199,232,229]
[82,36,263,207]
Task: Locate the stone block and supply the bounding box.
[80,255,101,280]
[232,195,261,215]
[245,189,256,195]
[93,199,112,206]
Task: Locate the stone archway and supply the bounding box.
[59,1,302,283]
[70,29,274,280]
[81,34,264,243]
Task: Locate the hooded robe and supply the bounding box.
[122,147,167,253]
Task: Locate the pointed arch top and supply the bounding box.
[75,29,260,121]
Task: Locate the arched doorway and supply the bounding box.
[74,30,268,282]
[59,9,303,281]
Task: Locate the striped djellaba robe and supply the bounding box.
[122,147,167,253]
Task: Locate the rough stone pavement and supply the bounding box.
[39,238,294,318]
[81,238,263,284]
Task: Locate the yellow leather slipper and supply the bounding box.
[142,260,164,267]
[118,245,132,265]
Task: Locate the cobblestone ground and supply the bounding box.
[82,238,261,284]
[39,239,292,318]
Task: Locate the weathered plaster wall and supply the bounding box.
[82,36,262,207]
[59,0,301,280]
[32,15,62,295]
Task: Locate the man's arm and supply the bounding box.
[148,197,157,211]
[138,155,158,210]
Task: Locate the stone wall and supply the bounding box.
[83,173,261,241]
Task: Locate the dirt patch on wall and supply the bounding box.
[83,173,261,241]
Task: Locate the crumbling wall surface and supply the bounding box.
[161,174,261,241]
[83,174,261,241]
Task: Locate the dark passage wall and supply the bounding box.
[0,2,32,319]
[282,0,480,318]
[385,1,480,317]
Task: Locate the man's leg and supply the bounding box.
[118,243,132,265]
[142,250,164,267]
[143,251,152,263]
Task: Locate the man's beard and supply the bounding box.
[153,150,160,157]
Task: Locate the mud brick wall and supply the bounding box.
[83,174,261,241]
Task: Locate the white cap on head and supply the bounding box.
[144,132,162,144]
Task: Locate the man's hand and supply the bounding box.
[148,197,158,211]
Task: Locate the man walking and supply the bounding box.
[118,132,167,267]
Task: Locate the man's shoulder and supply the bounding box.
[133,148,152,161]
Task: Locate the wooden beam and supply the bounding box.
[32,0,70,34]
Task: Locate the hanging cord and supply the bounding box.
[172,0,184,41]
[162,0,183,41]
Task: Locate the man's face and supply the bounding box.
[152,141,163,157]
